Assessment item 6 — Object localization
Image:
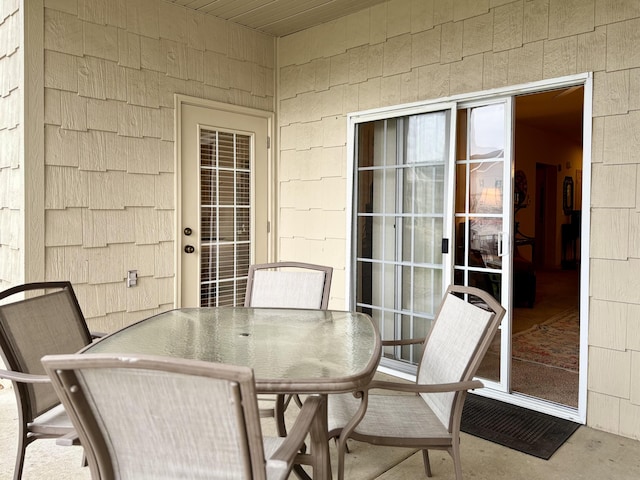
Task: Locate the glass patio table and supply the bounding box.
[82,307,381,479]
[84,307,381,394]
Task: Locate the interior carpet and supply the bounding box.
[460,393,580,459]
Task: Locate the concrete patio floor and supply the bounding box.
[2,376,640,480]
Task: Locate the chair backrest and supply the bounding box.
[417,285,505,431]
[244,261,333,310]
[42,353,268,480]
[0,282,92,419]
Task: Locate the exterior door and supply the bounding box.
[179,101,271,307]
[351,105,456,373]
[350,76,589,423]
[350,100,513,380]
[453,100,513,394]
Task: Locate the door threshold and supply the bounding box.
[377,365,583,423]
[472,388,582,423]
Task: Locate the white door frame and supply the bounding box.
[346,73,592,424]
[174,95,275,307]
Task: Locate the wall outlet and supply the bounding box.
[126,270,138,287]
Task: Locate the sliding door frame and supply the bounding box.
[346,73,592,424]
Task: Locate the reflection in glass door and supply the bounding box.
[454,101,512,388]
[353,109,452,372]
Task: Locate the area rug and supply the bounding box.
[461,393,580,459]
[511,308,580,372]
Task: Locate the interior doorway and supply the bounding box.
[534,163,558,269]
[509,88,584,407]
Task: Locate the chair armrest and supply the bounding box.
[56,430,80,446]
[0,368,51,384]
[269,395,323,465]
[381,336,426,347]
[366,379,484,394]
[90,331,107,340]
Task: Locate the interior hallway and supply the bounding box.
[511,268,580,407]
[477,267,580,407]
[512,268,580,334]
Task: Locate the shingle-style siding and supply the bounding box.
[0,1,22,292]
[277,0,640,439]
[40,0,274,327]
[4,0,639,444]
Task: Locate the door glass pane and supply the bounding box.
[400,313,429,361]
[354,110,450,369]
[380,309,395,356]
[405,216,444,265]
[456,109,468,160]
[469,217,503,269]
[411,165,445,213]
[199,129,251,307]
[410,266,442,314]
[470,161,503,214]
[454,105,506,303]
[455,163,467,213]
[454,102,508,387]
[470,104,505,159]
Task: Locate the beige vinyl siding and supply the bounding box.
[0,1,22,292]
[40,0,274,333]
[3,0,639,444]
[277,0,640,439]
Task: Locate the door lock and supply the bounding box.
[184,227,192,236]
[184,245,195,254]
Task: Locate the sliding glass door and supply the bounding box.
[352,106,455,372]
[350,99,512,383]
[454,100,513,392]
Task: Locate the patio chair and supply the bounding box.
[244,261,333,434]
[41,353,330,480]
[244,261,333,310]
[0,281,98,480]
[327,284,506,480]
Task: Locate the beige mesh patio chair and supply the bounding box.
[0,281,98,480]
[244,261,333,310]
[41,353,331,480]
[327,285,506,480]
[244,261,333,434]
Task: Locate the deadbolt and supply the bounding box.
[184,227,192,236]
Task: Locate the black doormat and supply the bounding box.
[460,394,580,459]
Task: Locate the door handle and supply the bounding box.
[497,232,508,257]
[184,245,195,254]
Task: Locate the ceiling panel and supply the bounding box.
[165,0,387,36]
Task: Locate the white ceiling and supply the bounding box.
[165,0,387,37]
[516,87,584,145]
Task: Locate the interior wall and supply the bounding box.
[39,0,275,331]
[277,0,640,440]
[514,122,583,267]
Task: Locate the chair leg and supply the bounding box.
[308,400,331,480]
[13,432,28,480]
[422,449,432,478]
[334,437,350,453]
[450,442,463,480]
[274,394,288,437]
[337,436,348,480]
